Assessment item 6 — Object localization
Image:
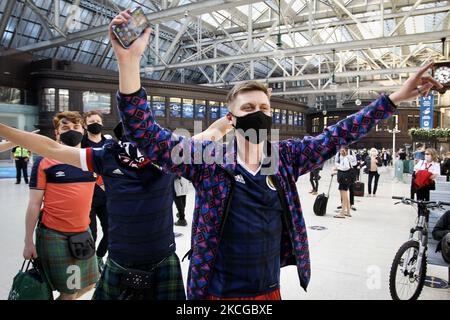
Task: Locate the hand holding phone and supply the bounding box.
[111,7,150,49]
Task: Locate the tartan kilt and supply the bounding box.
[93,253,186,300]
[35,226,99,294]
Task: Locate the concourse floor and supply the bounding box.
[1,161,449,300]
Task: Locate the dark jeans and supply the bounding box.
[174,195,187,220]
[15,158,28,183]
[410,180,416,200]
[89,201,109,258]
[368,171,380,195]
[309,171,319,192]
[383,160,389,166]
[349,183,355,206]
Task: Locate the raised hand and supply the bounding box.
[108,9,152,63]
[389,62,443,104]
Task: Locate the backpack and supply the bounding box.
[414,161,434,190]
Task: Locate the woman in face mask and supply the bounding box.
[414,148,441,201]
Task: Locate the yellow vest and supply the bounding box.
[14,147,29,158]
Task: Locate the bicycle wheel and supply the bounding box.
[389,240,427,300]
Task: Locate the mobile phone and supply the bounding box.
[112,7,150,49]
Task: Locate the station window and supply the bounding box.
[293,112,298,126]
[183,99,194,119]
[288,110,293,125]
[169,97,182,118]
[59,89,69,112]
[273,108,281,124]
[195,100,206,119]
[209,101,220,120]
[82,91,111,114]
[327,116,340,126]
[407,114,420,129]
[312,117,320,133]
[0,86,21,104]
[281,110,287,124]
[299,113,304,127]
[152,96,166,118]
[42,88,56,112]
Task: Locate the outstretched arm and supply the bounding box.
[0,141,16,153]
[0,124,81,168]
[0,130,39,153]
[281,62,443,179]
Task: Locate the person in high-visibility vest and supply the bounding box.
[11,145,31,184]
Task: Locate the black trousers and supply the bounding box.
[349,183,355,206]
[174,195,187,220]
[309,171,319,192]
[89,201,109,258]
[416,187,431,202]
[368,171,380,195]
[15,158,28,183]
[410,181,416,199]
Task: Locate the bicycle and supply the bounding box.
[388,196,450,300]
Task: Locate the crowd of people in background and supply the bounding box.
[0,9,447,301]
[317,143,450,220]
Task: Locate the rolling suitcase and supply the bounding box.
[354,181,365,197]
[313,175,334,216]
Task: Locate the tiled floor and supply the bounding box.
[1,162,449,300]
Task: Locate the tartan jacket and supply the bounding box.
[117,87,397,299]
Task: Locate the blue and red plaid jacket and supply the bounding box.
[117,88,397,299]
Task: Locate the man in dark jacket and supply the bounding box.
[432,210,450,263]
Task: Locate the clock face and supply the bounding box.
[434,66,450,84]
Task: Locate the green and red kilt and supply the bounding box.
[93,253,186,300]
[36,226,99,294]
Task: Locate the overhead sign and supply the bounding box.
[419,94,434,130]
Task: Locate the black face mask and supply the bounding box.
[87,123,103,135]
[60,130,83,147]
[232,111,272,144]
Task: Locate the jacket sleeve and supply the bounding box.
[279,94,397,179]
[432,211,450,241]
[116,87,211,184]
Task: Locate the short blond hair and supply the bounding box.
[226,81,269,109]
[370,148,378,156]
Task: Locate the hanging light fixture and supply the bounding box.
[331,49,336,84]
[274,0,284,59]
[276,0,282,49]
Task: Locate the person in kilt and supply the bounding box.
[0,120,228,301]
[24,111,99,300]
